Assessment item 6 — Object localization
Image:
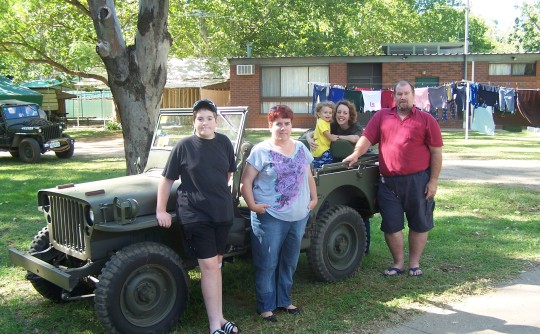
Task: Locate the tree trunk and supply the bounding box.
[88,0,171,175]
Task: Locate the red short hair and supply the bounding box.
[268,104,294,123]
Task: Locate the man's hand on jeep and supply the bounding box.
[342,152,360,167]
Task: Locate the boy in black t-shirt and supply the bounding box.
[156,99,240,334]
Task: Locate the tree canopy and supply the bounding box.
[511,0,540,51]
[0,0,503,83]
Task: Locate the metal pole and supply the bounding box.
[464,0,470,80]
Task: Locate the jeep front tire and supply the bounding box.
[19,137,41,163]
[27,227,64,302]
[307,205,366,282]
[94,242,189,334]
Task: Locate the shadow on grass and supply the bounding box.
[1,170,539,333]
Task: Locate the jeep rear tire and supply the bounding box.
[55,134,74,159]
[95,242,189,334]
[19,137,41,163]
[307,205,366,282]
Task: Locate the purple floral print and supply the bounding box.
[269,148,308,209]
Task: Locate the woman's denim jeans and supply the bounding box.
[250,211,309,313]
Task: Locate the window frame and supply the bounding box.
[488,63,536,76]
[260,65,329,114]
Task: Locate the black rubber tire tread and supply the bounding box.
[307,205,366,282]
[94,242,189,334]
[19,137,41,163]
[27,227,64,302]
[55,134,74,159]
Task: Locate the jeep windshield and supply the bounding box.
[145,107,248,172]
[151,108,246,153]
[2,105,39,120]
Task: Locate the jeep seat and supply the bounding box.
[330,139,354,162]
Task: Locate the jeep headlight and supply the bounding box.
[86,207,95,225]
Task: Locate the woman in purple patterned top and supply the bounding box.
[241,105,317,322]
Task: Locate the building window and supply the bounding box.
[261,66,329,114]
[489,63,535,76]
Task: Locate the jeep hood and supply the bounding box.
[38,170,180,217]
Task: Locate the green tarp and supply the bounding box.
[0,76,43,105]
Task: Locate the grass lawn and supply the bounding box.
[0,128,539,333]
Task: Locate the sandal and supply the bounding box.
[383,266,404,277]
[409,267,423,277]
[222,321,241,334]
[211,330,226,334]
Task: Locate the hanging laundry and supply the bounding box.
[414,87,430,112]
[344,88,364,113]
[381,89,395,108]
[517,90,540,126]
[478,84,499,110]
[454,84,468,113]
[470,83,479,107]
[328,86,345,103]
[470,106,495,135]
[447,83,456,119]
[428,86,447,121]
[498,87,516,113]
[362,90,382,112]
[311,84,328,114]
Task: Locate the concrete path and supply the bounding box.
[440,159,540,190]
[380,268,540,334]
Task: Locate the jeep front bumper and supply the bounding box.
[45,137,72,152]
[8,247,104,291]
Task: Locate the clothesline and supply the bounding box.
[308,80,539,90]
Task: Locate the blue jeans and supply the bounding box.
[311,84,327,114]
[250,211,309,313]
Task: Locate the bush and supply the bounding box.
[105,121,122,131]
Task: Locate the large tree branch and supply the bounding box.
[0,41,108,85]
[25,58,107,84]
[88,0,129,84]
[66,0,92,17]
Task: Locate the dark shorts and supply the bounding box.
[181,220,233,259]
[378,170,435,233]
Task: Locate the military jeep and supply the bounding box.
[0,99,74,163]
[8,106,379,333]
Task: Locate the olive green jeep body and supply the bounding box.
[0,99,74,163]
[8,107,378,333]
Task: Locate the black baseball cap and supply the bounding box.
[193,99,217,113]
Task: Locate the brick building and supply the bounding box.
[229,43,540,129]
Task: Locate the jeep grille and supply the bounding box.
[42,125,62,141]
[46,195,88,259]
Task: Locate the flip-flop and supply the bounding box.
[383,266,404,277]
[409,267,423,277]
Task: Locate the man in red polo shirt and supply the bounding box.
[344,80,443,277]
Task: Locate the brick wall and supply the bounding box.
[229,64,266,128]
[230,60,540,129]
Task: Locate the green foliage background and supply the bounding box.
[1,0,529,82]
